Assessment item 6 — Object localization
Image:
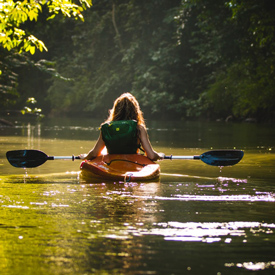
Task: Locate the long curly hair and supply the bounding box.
[105,93,145,127]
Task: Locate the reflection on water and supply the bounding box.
[225,261,275,271]
[127,194,275,202]
[0,118,275,274]
[102,220,275,243]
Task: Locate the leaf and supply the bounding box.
[24,107,32,113]
[27,97,37,104]
[30,46,35,55]
[47,14,56,20]
[0,0,92,53]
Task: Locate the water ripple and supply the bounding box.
[225,261,275,271]
[101,221,275,244]
[125,194,275,202]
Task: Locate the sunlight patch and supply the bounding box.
[225,261,275,271]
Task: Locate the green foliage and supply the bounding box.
[204,0,275,120]
[0,48,21,107]
[0,0,92,109]
[2,0,275,122]
[175,0,275,121]
[47,0,182,117]
[208,57,275,119]
[0,0,92,54]
[21,97,44,120]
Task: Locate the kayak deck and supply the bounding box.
[80,154,160,181]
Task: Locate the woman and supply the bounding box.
[79,93,164,161]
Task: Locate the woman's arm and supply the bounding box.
[79,132,106,160]
[139,125,164,161]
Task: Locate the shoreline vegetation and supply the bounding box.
[0,111,264,126]
[1,1,275,123]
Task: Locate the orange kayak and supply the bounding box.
[80,154,160,182]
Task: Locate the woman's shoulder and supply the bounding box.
[137,124,148,136]
[137,124,145,130]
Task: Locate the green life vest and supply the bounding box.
[101,120,139,154]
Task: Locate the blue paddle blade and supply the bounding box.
[199,150,244,166]
[6,150,48,168]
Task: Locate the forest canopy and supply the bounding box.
[1,0,275,122]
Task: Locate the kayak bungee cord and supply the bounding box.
[105,159,146,167]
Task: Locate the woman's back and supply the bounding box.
[101,120,139,154]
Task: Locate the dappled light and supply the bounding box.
[0,118,275,274]
[1,1,275,121]
[1,0,275,273]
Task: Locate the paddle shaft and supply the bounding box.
[53,155,199,160]
[48,156,81,160]
[164,155,200,160]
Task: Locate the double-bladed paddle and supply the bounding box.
[6,149,244,168]
[6,150,81,168]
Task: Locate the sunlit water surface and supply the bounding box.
[0,118,275,274]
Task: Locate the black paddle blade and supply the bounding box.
[6,150,48,168]
[200,150,244,166]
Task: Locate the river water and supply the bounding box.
[0,117,275,274]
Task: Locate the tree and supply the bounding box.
[47,0,181,117]
[3,0,275,121]
[206,0,275,120]
[174,0,275,121]
[0,0,92,55]
[0,0,92,109]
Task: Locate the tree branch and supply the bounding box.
[111,1,123,50]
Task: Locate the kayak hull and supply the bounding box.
[80,154,160,181]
